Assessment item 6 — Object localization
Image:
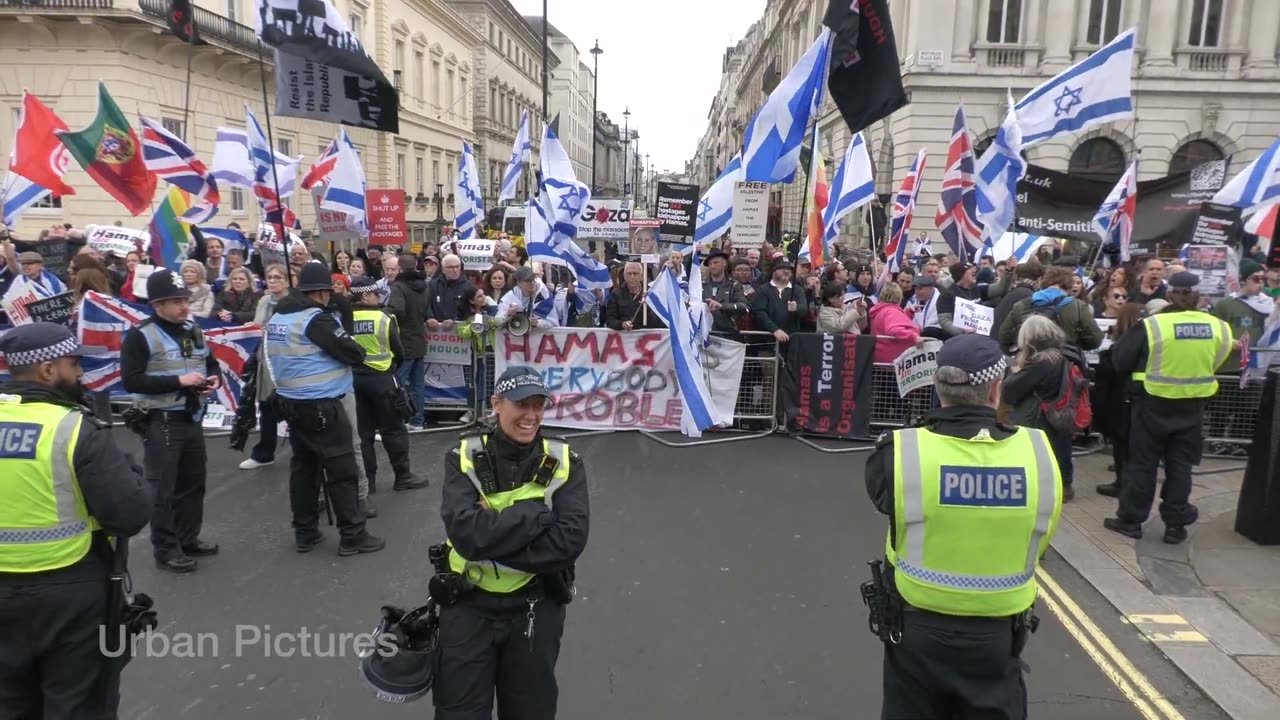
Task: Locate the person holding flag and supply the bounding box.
[1092,157,1139,264]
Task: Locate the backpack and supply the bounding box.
[1040,352,1091,434]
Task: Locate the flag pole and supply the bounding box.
[254,40,292,287]
[182,27,196,143]
[793,122,818,264]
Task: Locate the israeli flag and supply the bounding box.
[499,110,532,203]
[526,122,612,290]
[1212,136,1280,213]
[319,130,367,231]
[975,92,1026,248]
[692,154,743,247]
[1,172,51,227]
[1014,28,1135,147]
[822,132,875,246]
[645,268,722,437]
[741,28,832,183]
[988,232,1048,264]
[455,141,484,240]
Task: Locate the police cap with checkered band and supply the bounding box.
[935,334,1008,386]
[493,366,551,403]
[0,322,85,368]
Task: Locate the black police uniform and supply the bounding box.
[349,285,420,492]
[0,326,152,717]
[120,271,221,572]
[866,405,1031,720]
[267,270,383,555]
[433,422,590,719]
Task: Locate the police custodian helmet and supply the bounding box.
[146,268,192,303]
[296,262,334,292]
[359,602,440,703]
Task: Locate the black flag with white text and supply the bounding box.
[824,0,909,134]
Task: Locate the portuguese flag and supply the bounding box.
[56,82,156,216]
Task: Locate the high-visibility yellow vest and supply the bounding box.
[0,398,100,573]
[887,427,1062,618]
[448,434,571,595]
[352,308,394,372]
[1132,311,1232,399]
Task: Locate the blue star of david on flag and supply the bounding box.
[1053,86,1083,117]
[698,198,712,222]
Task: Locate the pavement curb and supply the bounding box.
[1050,515,1280,720]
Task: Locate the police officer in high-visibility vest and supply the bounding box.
[265,262,386,556]
[865,334,1063,720]
[431,366,590,719]
[1105,271,1232,544]
[348,275,427,493]
[0,323,151,716]
[120,269,222,573]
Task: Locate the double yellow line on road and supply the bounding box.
[1036,567,1187,720]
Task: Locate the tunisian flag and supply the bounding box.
[8,92,75,197]
[56,82,156,216]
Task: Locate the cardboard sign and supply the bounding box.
[655,181,699,238]
[628,219,661,258]
[1189,202,1243,247]
[25,291,76,325]
[85,224,151,257]
[577,198,632,239]
[131,264,156,300]
[1083,319,1116,366]
[202,403,230,429]
[954,297,994,335]
[423,329,472,366]
[311,186,364,242]
[893,340,942,398]
[366,189,408,246]
[732,181,770,246]
[1183,243,1233,298]
[454,239,496,271]
[30,239,70,281]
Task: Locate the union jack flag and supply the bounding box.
[1092,156,1138,262]
[245,105,299,231]
[886,149,927,273]
[140,116,220,224]
[301,139,339,191]
[935,104,982,263]
[77,292,260,411]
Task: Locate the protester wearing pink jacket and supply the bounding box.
[868,287,922,364]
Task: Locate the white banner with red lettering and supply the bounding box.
[495,328,745,431]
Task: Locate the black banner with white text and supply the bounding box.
[781,333,876,438]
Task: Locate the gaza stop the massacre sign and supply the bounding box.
[495,328,744,431]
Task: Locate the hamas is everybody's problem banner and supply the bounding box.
[495,328,744,431]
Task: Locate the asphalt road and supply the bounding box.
[113,430,1228,719]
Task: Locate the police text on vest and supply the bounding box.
[939,465,1028,507]
[0,422,43,459]
[1173,323,1214,340]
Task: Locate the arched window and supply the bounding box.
[1069,138,1126,183]
[1169,139,1225,175]
[973,134,995,158]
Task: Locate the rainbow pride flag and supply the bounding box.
[148,186,194,269]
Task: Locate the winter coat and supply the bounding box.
[388,270,430,359]
[187,284,215,318]
[816,305,861,335]
[215,287,262,324]
[999,288,1103,351]
[750,282,808,335]
[1210,294,1271,370]
[867,302,922,365]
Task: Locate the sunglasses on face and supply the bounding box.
[1110,293,1126,300]
[1247,275,1265,282]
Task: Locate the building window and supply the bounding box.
[349,13,363,44]
[1188,0,1223,47]
[447,161,455,192]
[414,51,424,98]
[1169,139,1225,175]
[433,159,440,191]
[489,22,494,44]
[161,117,184,139]
[415,157,424,196]
[446,69,455,112]
[459,75,469,119]
[230,187,246,213]
[499,30,505,54]
[394,40,405,75]
[986,0,1022,43]
[432,60,441,105]
[489,87,496,116]
[1068,137,1126,183]
[276,137,291,156]
[226,0,237,24]
[1086,0,1123,45]
[397,153,406,189]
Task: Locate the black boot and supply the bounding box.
[394,474,430,491]
[338,533,387,556]
[1103,517,1143,539]
[1095,483,1121,497]
[1163,526,1188,544]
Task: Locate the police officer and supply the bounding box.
[265,262,385,556]
[349,275,428,494]
[1105,271,1232,544]
[0,323,151,716]
[432,367,590,719]
[865,334,1063,720]
[120,269,221,573]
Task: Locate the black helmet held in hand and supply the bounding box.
[359,602,440,704]
[296,262,333,292]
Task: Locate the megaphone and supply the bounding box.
[470,313,487,335]
[507,313,531,337]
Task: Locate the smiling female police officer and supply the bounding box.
[432,366,590,720]
[864,334,1064,720]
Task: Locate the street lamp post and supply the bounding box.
[643,153,649,209]
[622,107,630,201]
[589,40,602,195]
[434,182,445,237]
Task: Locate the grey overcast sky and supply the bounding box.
[508,0,767,174]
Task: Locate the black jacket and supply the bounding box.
[426,275,476,323]
[352,303,405,375]
[388,270,429,358]
[605,286,664,330]
[991,282,1036,345]
[703,276,749,334]
[750,282,808,334]
[271,291,367,367]
[120,316,221,397]
[0,382,151,583]
[440,426,590,605]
